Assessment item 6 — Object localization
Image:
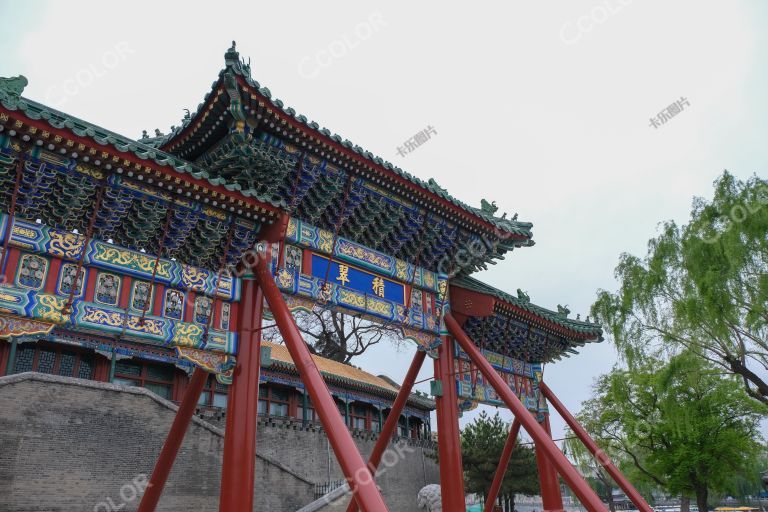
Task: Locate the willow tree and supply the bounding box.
[593,172,768,403]
[577,352,763,512]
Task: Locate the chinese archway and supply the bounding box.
[0,43,650,512]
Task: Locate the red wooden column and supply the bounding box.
[253,256,388,512]
[540,382,652,512]
[435,335,466,512]
[444,313,606,512]
[347,349,426,512]
[535,414,565,512]
[137,368,208,512]
[484,419,521,512]
[219,278,264,512]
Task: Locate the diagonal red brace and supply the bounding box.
[484,419,521,512]
[347,349,427,512]
[444,313,607,512]
[137,368,208,512]
[254,256,389,512]
[540,382,652,512]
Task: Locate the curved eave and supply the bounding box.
[159,62,534,245]
[0,92,286,218]
[451,275,603,342]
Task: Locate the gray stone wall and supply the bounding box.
[255,416,440,511]
[0,373,439,512]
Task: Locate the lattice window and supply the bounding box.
[146,364,174,381]
[114,359,174,399]
[12,344,95,379]
[131,281,153,312]
[13,345,35,373]
[258,384,290,417]
[37,349,56,374]
[220,302,231,330]
[350,403,368,430]
[17,254,47,289]
[95,272,120,305]
[398,415,409,438]
[115,360,142,376]
[194,296,213,324]
[297,394,317,422]
[164,289,184,320]
[58,351,76,376]
[77,354,94,379]
[198,375,229,408]
[58,263,85,297]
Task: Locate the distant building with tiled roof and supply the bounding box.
[258,341,434,436]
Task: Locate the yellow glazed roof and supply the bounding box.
[262,341,399,393]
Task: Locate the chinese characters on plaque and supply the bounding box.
[312,255,402,304]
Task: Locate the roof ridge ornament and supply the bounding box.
[480,198,498,215]
[557,304,570,318]
[225,40,239,67]
[427,177,447,194]
[0,75,28,100]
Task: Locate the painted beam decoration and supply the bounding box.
[0,212,240,300]
[0,212,238,378]
[0,286,236,355]
[285,218,439,293]
[454,343,547,417]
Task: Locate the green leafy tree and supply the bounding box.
[461,411,539,511]
[593,172,768,403]
[577,351,763,512]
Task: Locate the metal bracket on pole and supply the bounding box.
[430,379,443,397]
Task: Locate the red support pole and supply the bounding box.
[219,278,264,512]
[347,349,427,512]
[540,382,653,512]
[435,335,466,512]
[444,313,606,512]
[535,414,565,512]
[253,256,388,512]
[137,368,208,512]
[484,419,521,512]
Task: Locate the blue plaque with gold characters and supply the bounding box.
[311,254,405,305]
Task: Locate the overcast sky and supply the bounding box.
[2,1,767,443]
